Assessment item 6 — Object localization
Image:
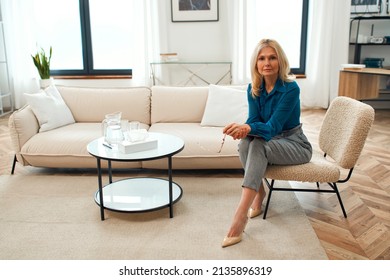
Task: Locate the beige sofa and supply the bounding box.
[9,85,244,171]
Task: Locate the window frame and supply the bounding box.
[50,0,308,77]
[50,0,133,77]
[293,0,309,75]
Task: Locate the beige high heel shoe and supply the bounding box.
[221,218,248,248]
[248,191,265,218]
[248,207,262,218]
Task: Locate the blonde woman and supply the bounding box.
[222,39,312,248]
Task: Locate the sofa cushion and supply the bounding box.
[146,123,242,169]
[20,123,142,169]
[24,85,76,132]
[57,86,151,124]
[151,86,208,123]
[201,84,248,127]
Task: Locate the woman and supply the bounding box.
[221,39,312,248]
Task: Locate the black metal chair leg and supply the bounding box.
[332,183,347,218]
[263,179,274,219]
[11,155,17,174]
[263,179,349,219]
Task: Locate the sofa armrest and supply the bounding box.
[8,105,39,165]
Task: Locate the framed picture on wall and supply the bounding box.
[350,0,381,14]
[171,0,219,22]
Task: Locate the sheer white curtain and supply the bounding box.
[300,0,351,108]
[131,0,163,86]
[1,0,40,109]
[0,0,161,109]
[227,0,250,86]
[228,0,351,108]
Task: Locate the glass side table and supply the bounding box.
[87,132,185,220]
[150,61,232,86]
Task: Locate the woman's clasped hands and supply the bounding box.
[223,123,251,140]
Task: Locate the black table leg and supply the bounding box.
[108,160,112,184]
[97,158,105,221]
[168,156,173,218]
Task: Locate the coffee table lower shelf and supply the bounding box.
[94,177,182,214]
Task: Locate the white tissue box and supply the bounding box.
[119,137,158,154]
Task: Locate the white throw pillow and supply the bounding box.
[24,85,75,132]
[200,84,248,127]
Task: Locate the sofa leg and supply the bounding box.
[11,155,17,175]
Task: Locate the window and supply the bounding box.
[248,0,308,75]
[32,0,308,77]
[33,0,133,76]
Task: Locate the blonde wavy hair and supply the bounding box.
[250,39,295,97]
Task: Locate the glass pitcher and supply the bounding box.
[102,112,124,147]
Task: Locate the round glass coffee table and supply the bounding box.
[87,132,185,220]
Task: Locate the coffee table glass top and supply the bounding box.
[94,177,182,212]
[87,132,184,161]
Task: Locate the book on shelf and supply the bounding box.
[160,53,179,62]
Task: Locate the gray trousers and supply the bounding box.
[238,125,312,192]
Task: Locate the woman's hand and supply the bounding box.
[223,123,251,140]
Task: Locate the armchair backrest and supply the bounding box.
[319,96,375,169]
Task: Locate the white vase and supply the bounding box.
[39,78,54,89]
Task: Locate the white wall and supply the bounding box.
[163,1,230,61]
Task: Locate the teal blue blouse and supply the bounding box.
[245,79,301,141]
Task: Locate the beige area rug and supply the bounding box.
[0,174,327,260]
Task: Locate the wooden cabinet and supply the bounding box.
[338,68,390,100]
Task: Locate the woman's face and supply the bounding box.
[256,46,279,79]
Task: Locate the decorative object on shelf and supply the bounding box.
[388,0,390,15]
[160,53,179,62]
[31,46,53,88]
[363,57,385,68]
[369,36,386,44]
[341,63,366,70]
[351,0,381,14]
[171,0,219,22]
[349,16,390,64]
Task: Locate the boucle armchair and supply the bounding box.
[263,96,375,219]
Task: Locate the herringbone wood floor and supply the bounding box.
[0,108,389,260]
[295,109,390,260]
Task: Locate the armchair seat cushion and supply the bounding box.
[265,150,340,183]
